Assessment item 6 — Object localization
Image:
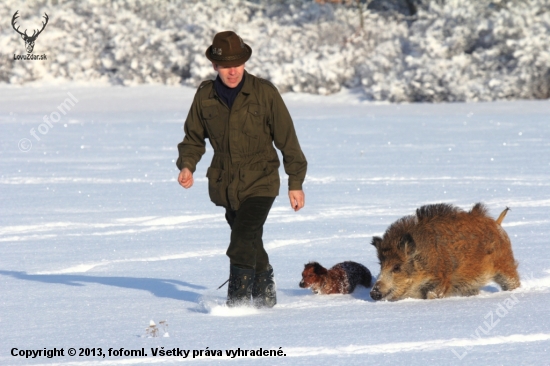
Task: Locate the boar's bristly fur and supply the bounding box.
[370,203,520,301]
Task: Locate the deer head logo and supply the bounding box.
[12,10,49,54]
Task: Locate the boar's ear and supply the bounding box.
[371,236,382,249]
[398,233,416,256]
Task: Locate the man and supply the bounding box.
[176,31,307,308]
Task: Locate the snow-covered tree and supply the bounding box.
[1,0,548,102]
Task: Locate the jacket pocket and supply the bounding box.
[237,166,270,201]
[242,104,266,152]
[247,104,265,118]
[202,106,225,139]
[243,104,266,138]
[206,167,228,207]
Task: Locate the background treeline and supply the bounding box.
[1,0,549,102]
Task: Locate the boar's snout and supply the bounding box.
[370,284,383,301]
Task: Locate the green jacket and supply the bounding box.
[177,71,307,210]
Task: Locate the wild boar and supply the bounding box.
[370,203,520,301]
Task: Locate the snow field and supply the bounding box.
[1,84,550,365]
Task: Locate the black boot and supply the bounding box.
[226,264,254,307]
[252,265,277,308]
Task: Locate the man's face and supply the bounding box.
[213,63,245,88]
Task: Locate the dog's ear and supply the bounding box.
[304,261,317,269]
[371,236,382,248]
[312,262,328,275]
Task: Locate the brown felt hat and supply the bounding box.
[205,31,252,67]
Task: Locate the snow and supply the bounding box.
[1,83,550,365]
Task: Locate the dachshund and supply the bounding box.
[299,261,372,294]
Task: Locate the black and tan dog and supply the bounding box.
[299,261,372,295]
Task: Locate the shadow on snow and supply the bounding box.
[0,270,206,303]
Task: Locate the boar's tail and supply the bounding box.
[496,207,510,225]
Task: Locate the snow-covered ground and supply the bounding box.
[1,84,549,365]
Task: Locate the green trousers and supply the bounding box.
[225,196,275,273]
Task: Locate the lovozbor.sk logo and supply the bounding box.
[11,10,48,60]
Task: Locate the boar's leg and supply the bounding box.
[420,281,448,299]
[493,253,520,291]
[456,287,480,297]
[493,272,520,291]
[426,291,445,299]
[449,279,483,297]
[420,282,436,299]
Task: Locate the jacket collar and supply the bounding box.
[240,70,253,95]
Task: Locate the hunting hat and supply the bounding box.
[205,31,252,67]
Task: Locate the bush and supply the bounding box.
[1,0,549,102]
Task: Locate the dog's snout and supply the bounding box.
[299,280,305,288]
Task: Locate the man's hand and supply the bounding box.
[289,190,305,212]
[178,168,194,189]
